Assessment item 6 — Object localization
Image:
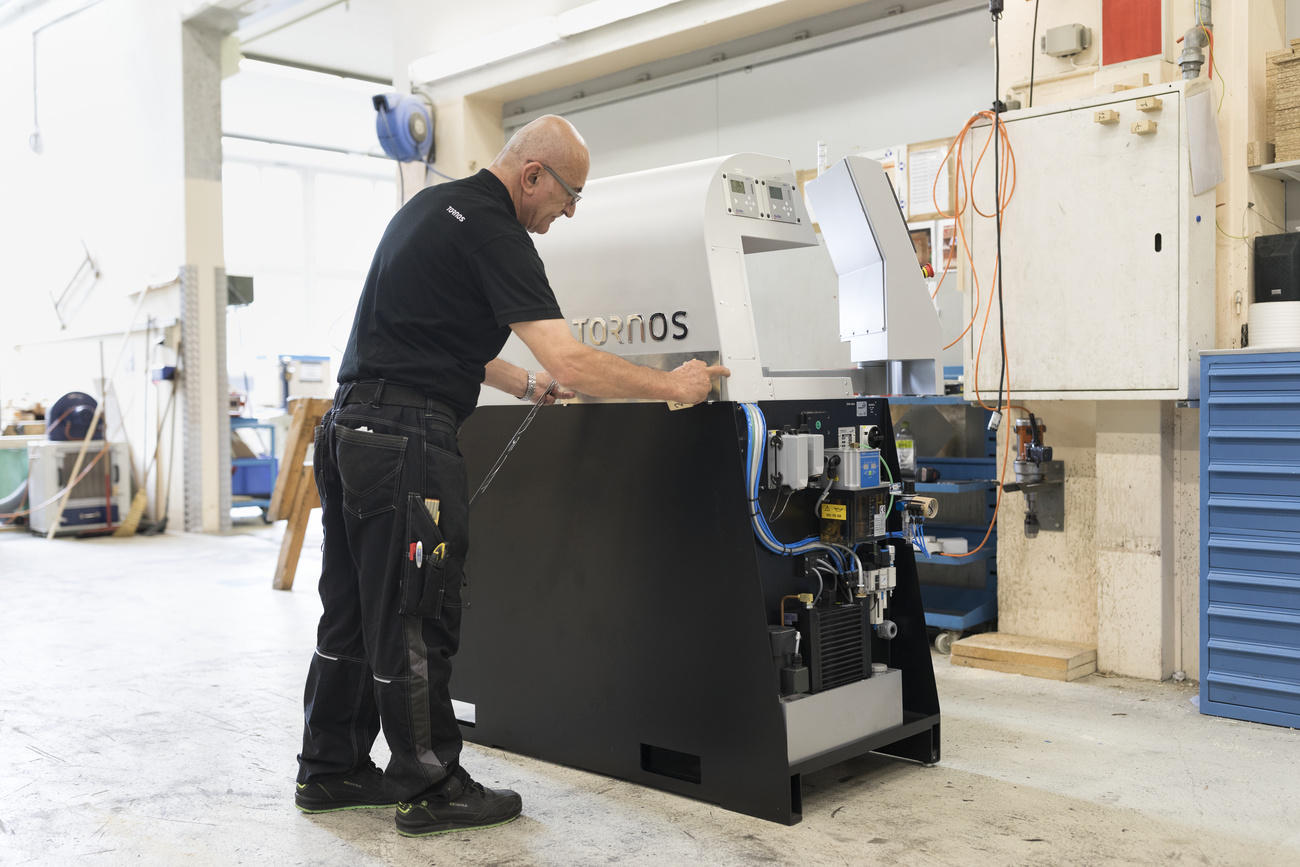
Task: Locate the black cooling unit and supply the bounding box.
[797,603,871,692]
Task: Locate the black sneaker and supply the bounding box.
[296,761,396,813]
[394,766,522,837]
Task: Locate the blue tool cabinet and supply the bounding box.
[231,417,277,522]
[1199,349,1300,728]
[890,393,998,649]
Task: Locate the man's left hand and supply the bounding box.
[536,371,574,404]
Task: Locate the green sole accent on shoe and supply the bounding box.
[395,814,520,838]
[296,802,398,814]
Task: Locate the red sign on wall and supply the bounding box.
[1102,0,1163,66]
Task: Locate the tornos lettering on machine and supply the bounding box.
[571,311,688,346]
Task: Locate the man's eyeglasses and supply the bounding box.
[538,163,582,206]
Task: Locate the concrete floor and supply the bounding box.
[1,522,1297,866]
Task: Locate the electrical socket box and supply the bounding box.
[767,432,813,490]
[1041,23,1091,58]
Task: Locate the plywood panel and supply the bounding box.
[952,632,1098,681]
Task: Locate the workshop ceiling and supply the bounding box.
[237,0,397,82]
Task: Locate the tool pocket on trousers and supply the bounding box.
[335,424,407,518]
[400,492,464,619]
[423,440,470,586]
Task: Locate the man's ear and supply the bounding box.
[521,163,542,195]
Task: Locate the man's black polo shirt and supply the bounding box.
[337,169,563,420]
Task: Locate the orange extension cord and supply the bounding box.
[925,109,1024,560]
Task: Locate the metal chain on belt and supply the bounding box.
[469,380,557,506]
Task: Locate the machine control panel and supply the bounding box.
[764,180,798,223]
[723,173,761,219]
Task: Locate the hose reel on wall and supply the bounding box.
[372,93,434,162]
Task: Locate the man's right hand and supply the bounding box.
[671,358,731,405]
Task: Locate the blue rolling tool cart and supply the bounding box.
[231,416,278,522]
[890,390,998,654]
[1199,349,1300,728]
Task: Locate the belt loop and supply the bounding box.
[371,378,386,407]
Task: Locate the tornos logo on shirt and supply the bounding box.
[446,205,465,222]
[570,311,688,346]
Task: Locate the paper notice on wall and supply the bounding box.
[1186,88,1223,195]
[907,146,949,219]
[861,146,906,214]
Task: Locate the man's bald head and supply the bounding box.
[489,115,589,235]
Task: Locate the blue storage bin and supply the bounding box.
[232,459,278,497]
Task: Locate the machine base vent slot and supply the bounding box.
[640,744,702,784]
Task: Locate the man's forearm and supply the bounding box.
[483,358,527,398]
[510,318,721,404]
[557,344,683,402]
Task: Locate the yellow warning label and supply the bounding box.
[820,503,847,521]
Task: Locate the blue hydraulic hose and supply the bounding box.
[741,403,844,569]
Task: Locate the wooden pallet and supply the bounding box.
[950,632,1097,682]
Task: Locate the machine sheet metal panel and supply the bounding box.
[1200,349,1300,728]
[783,669,903,763]
[479,154,859,406]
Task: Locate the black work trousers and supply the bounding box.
[296,388,469,800]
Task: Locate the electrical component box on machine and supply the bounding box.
[766,431,824,491]
[827,446,881,490]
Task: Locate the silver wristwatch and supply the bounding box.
[521,371,537,402]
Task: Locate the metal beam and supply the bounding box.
[236,0,346,44]
[240,51,392,86]
[504,0,983,127]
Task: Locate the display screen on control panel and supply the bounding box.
[725,172,760,219]
[764,180,797,223]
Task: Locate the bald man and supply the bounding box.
[294,115,729,838]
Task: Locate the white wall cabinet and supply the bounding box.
[963,82,1216,400]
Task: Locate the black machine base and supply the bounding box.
[456,399,940,824]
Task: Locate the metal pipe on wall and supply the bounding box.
[1179,0,1213,79]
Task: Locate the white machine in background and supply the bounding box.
[806,156,944,396]
[483,153,862,404]
[27,440,131,535]
[481,152,943,403]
